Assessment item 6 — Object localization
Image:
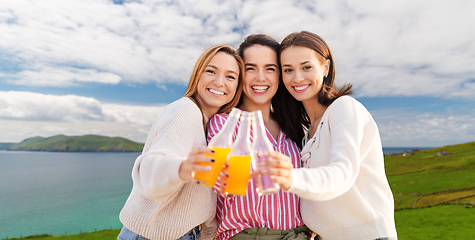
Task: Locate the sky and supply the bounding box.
[0,0,474,148]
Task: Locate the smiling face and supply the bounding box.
[280,46,329,103]
[195,51,240,118]
[240,45,279,109]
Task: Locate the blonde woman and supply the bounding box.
[118,45,244,240]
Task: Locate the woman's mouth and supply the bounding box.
[251,85,270,93]
[293,84,310,92]
[208,88,225,96]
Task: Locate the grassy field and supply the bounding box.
[2,229,121,240]
[386,141,475,209]
[5,141,475,240]
[395,204,475,239]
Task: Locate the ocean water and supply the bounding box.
[0,151,139,238]
[382,147,433,155]
[0,147,434,238]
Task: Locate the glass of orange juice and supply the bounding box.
[193,108,241,188]
[223,111,252,196]
[194,146,231,188]
[224,155,252,196]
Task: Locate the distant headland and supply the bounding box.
[0,134,144,152]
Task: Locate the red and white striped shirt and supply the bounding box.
[207,112,304,240]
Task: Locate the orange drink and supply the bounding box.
[194,146,231,188]
[224,155,251,196]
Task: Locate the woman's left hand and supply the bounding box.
[258,151,294,191]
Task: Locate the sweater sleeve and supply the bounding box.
[288,96,369,201]
[131,98,206,202]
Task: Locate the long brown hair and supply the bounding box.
[274,31,352,148]
[183,45,244,125]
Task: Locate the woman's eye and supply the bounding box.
[206,69,216,74]
[283,68,293,73]
[245,67,255,71]
[266,67,276,72]
[303,66,312,70]
[226,75,236,80]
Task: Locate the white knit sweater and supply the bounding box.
[119,97,217,240]
[288,96,397,240]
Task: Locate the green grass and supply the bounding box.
[415,187,475,207]
[388,166,475,195]
[2,229,121,240]
[395,204,475,239]
[386,141,475,208]
[393,192,421,209]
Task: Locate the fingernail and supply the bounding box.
[226,174,230,178]
[211,150,215,153]
[205,166,212,171]
[211,159,215,163]
[223,183,227,187]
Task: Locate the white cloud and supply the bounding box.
[0,91,103,121]
[0,120,151,143]
[102,103,166,126]
[0,90,165,124]
[1,0,474,97]
[12,67,122,86]
[372,108,475,147]
[0,90,166,142]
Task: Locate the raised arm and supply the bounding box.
[131,99,211,202]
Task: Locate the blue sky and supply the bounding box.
[0,0,474,147]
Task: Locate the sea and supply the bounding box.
[0,151,139,238]
[0,147,433,238]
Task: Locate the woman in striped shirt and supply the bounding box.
[207,34,310,240]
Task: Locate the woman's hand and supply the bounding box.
[217,162,255,196]
[258,151,294,191]
[216,162,230,195]
[179,146,215,183]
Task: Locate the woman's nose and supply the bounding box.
[214,74,225,86]
[256,70,266,81]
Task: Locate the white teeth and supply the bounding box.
[251,86,269,92]
[294,85,309,91]
[209,89,225,95]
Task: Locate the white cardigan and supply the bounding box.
[288,96,397,240]
[119,97,217,240]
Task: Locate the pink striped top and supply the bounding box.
[207,112,304,240]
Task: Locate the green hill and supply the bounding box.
[0,142,16,150]
[6,134,144,152]
[385,141,475,209]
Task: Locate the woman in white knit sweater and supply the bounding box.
[118,45,244,240]
[260,31,398,240]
